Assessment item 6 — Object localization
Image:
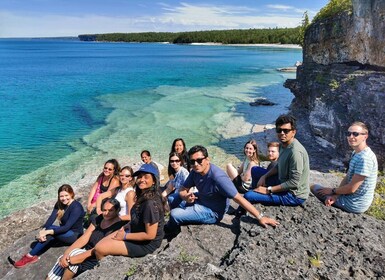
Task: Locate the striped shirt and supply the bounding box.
[337,147,378,213]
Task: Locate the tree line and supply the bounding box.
[78,27,302,45]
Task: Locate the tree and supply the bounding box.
[299,11,310,47]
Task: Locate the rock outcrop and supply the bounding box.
[1,172,384,280]
[285,0,385,170]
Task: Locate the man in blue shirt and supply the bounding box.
[166,145,279,232]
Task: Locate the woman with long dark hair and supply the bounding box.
[46,198,126,279]
[162,152,190,209]
[95,166,136,221]
[11,184,85,268]
[93,164,167,259]
[170,138,189,170]
[86,159,120,214]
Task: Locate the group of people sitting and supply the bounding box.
[10,114,378,279]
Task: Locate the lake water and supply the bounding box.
[0,39,301,218]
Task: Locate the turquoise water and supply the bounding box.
[0,39,301,218]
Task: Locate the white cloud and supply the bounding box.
[0,2,310,37]
[267,4,294,11]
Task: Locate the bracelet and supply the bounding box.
[124,232,128,241]
[257,212,264,220]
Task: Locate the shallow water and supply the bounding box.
[0,39,301,218]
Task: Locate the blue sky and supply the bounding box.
[0,0,329,38]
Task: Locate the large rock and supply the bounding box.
[304,0,385,67]
[1,172,384,280]
[285,0,385,170]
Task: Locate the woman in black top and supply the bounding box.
[94,164,168,259]
[47,198,126,280]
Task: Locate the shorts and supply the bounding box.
[124,240,161,258]
[232,175,250,194]
[47,248,98,280]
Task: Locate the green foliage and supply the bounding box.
[366,177,385,220]
[79,27,302,45]
[288,258,296,265]
[315,73,327,84]
[298,11,310,47]
[125,265,137,277]
[308,252,323,267]
[178,249,197,263]
[329,79,340,90]
[313,0,353,22]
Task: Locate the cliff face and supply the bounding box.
[285,0,385,170]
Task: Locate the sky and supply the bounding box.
[0,0,329,38]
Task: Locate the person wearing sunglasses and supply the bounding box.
[93,164,167,261]
[240,114,310,211]
[95,166,136,222]
[86,159,121,215]
[161,152,191,209]
[166,145,279,236]
[311,121,378,213]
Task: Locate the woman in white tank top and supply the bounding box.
[96,166,135,221]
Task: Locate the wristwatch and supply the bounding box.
[331,188,337,195]
[267,186,272,194]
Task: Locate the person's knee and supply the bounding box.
[310,184,322,193]
[243,191,254,201]
[94,244,107,260]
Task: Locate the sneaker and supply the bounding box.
[14,254,39,268]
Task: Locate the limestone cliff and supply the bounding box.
[285,0,385,170]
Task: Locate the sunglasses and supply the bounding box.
[120,174,131,178]
[104,167,114,171]
[189,157,206,166]
[169,159,181,163]
[276,128,293,134]
[346,131,366,137]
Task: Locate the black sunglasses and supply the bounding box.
[169,159,181,163]
[345,131,366,137]
[189,157,206,165]
[276,128,293,134]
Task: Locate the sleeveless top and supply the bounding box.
[241,158,252,189]
[100,176,114,193]
[115,186,135,217]
[91,175,114,204]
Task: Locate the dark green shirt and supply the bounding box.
[278,139,310,199]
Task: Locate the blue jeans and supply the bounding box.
[30,225,79,256]
[168,192,184,209]
[167,203,218,231]
[243,190,305,206]
[251,166,281,189]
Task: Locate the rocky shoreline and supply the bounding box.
[1,170,384,279]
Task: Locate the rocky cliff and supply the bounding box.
[285,0,385,170]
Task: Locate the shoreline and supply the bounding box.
[189,42,302,49]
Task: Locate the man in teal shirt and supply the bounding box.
[241,114,310,207]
